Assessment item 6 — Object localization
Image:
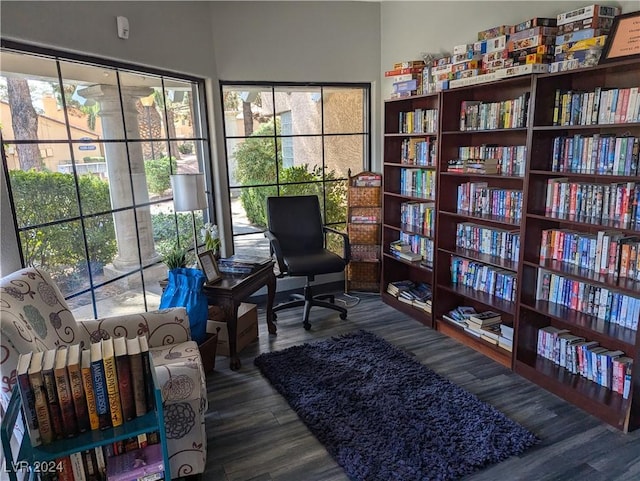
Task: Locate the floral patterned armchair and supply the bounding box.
[0,267,207,479]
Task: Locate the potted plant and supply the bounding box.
[162,245,188,271]
[201,223,221,259]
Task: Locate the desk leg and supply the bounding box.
[221,301,241,370]
[266,269,277,335]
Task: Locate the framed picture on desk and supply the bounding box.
[198,250,222,283]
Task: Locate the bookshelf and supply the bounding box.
[381,58,640,431]
[382,92,439,327]
[1,358,170,481]
[515,59,640,432]
[346,170,382,293]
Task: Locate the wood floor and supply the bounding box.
[204,292,640,481]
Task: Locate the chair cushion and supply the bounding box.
[284,250,347,277]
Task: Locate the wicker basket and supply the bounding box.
[349,207,381,223]
[349,186,381,207]
[348,224,380,244]
[346,262,380,292]
[350,244,381,261]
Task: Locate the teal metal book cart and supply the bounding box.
[1,363,170,481]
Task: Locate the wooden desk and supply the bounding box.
[203,261,277,370]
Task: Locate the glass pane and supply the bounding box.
[221,85,275,137]
[144,144,175,199]
[68,292,96,320]
[227,137,277,188]
[20,220,90,295]
[7,144,81,227]
[279,136,322,183]
[58,60,124,140]
[85,213,118,281]
[143,264,165,311]
[323,87,366,134]
[73,143,111,216]
[232,186,277,232]
[0,51,66,148]
[178,139,206,175]
[117,71,165,141]
[233,232,271,259]
[274,86,322,135]
[164,80,197,145]
[324,134,365,178]
[327,221,347,256]
[93,275,145,319]
[324,179,348,224]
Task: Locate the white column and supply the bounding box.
[79,85,161,272]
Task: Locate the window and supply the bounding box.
[221,83,370,256]
[0,43,213,318]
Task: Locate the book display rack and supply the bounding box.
[1,341,170,481]
[382,58,640,431]
[346,170,382,292]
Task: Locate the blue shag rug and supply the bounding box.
[254,330,538,481]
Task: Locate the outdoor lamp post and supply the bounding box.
[171,173,207,263]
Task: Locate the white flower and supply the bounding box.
[201,223,220,250]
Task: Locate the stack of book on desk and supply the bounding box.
[217,255,272,275]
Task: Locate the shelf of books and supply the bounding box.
[346,170,383,293]
[515,58,640,432]
[432,75,532,368]
[1,336,170,481]
[382,92,439,326]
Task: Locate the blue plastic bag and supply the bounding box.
[159,267,208,345]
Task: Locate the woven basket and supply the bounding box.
[346,262,380,292]
[349,224,380,244]
[349,207,381,223]
[349,187,381,207]
[350,244,381,261]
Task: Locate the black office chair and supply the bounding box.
[265,195,350,330]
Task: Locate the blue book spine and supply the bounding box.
[90,344,112,430]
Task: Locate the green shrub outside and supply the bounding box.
[145,156,178,195]
[10,170,117,280]
[234,120,347,229]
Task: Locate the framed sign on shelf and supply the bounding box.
[198,250,222,283]
[599,11,640,64]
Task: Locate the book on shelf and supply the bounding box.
[69,451,86,481]
[42,348,64,440]
[67,343,90,434]
[114,336,136,422]
[54,346,78,437]
[127,336,148,418]
[16,351,40,446]
[386,279,415,297]
[28,350,54,444]
[390,249,422,262]
[468,311,502,326]
[81,348,100,431]
[106,443,165,481]
[102,337,124,427]
[138,335,156,413]
[90,340,112,430]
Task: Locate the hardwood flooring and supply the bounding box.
[204,292,640,481]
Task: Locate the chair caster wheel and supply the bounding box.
[273,313,278,321]
[303,322,311,330]
[340,312,347,320]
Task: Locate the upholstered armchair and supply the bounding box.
[0,267,207,479]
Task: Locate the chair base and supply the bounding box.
[273,282,347,330]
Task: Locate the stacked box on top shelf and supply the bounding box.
[386,60,426,99]
[551,4,621,72]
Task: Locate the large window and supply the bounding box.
[221,83,370,256]
[1,43,212,318]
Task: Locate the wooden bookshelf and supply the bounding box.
[381,58,640,432]
[382,92,439,327]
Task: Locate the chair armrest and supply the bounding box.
[77,307,191,347]
[264,230,287,276]
[323,226,351,263]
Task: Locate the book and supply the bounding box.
[114,336,136,422]
[138,335,156,413]
[90,341,112,430]
[127,336,148,418]
[28,351,54,444]
[102,337,124,427]
[16,351,40,446]
[67,343,90,434]
[41,348,64,441]
[468,311,502,326]
[81,348,100,431]
[54,346,78,437]
[106,443,164,481]
[70,451,87,481]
